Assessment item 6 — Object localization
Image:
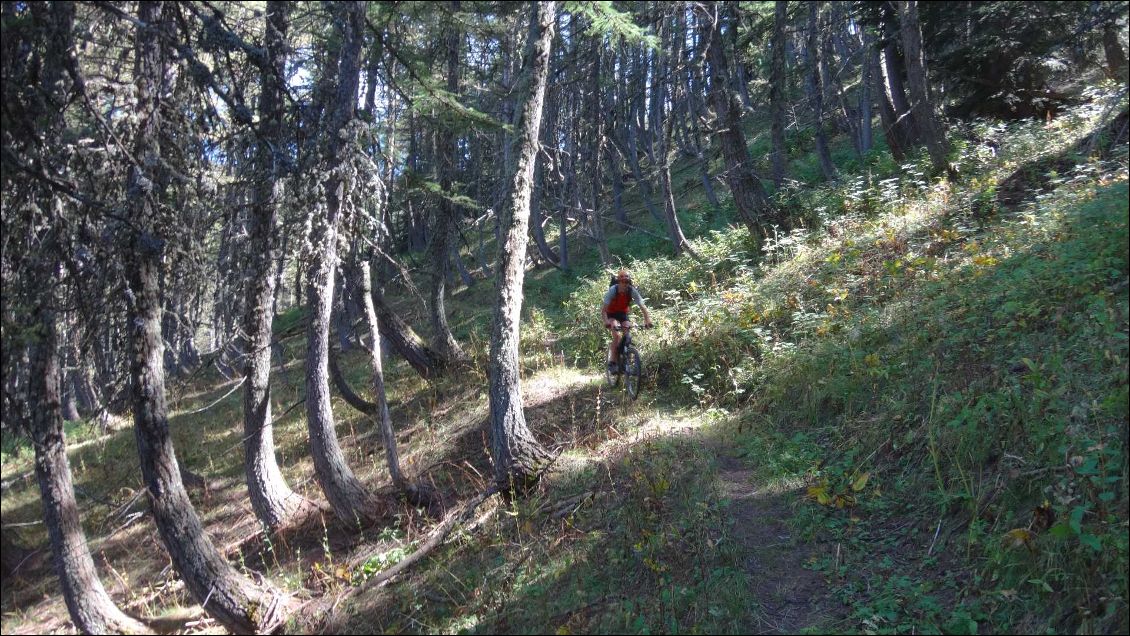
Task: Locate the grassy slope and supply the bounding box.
[1,85,1127,634]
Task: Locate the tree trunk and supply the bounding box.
[530,163,562,267]
[489,0,555,492]
[872,33,904,160]
[60,358,80,422]
[805,2,837,181]
[587,37,611,266]
[625,120,665,223]
[125,5,285,632]
[30,274,147,635]
[878,6,915,156]
[428,2,471,367]
[769,1,789,187]
[1104,19,1128,82]
[24,4,146,632]
[369,288,440,379]
[624,43,665,224]
[243,0,309,532]
[358,259,411,493]
[727,3,753,110]
[659,140,695,259]
[896,0,950,174]
[333,273,356,352]
[859,25,874,153]
[655,57,695,258]
[699,3,776,238]
[304,1,374,524]
[826,7,861,157]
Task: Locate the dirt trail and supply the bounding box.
[714,452,837,634]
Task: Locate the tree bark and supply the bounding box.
[124,4,285,632]
[428,1,471,367]
[698,3,776,238]
[805,2,837,181]
[1104,19,1128,82]
[878,5,915,158]
[303,1,374,524]
[369,288,441,380]
[896,0,950,173]
[530,162,562,267]
[357,259,414,495]
[30,272,147,635]
[859,24,874,154]
[769,1,789,187]
[489,1,555,492]
[24,5,147,632]
[655,56,696,259]
[243,0,309,532]
[587,37,611,266]
[623,43,665,224]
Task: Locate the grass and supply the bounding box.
[2,84,1127,635]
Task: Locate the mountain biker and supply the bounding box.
[602,269,652,372]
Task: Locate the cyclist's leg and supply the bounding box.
[609,321,622,364]
[607,312,626,365]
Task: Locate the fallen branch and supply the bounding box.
[350,485,500,589]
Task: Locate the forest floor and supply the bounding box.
[712,449,833,634]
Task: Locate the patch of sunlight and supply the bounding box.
[556,408,708,478]
[521,366,601,406]
[761,473,812,497]
[174,376,244,404]
[443,613,481,634]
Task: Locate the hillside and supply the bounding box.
[3,72,1127,636]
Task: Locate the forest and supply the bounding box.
[1,1,1128,634]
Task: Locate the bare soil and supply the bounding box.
[714,451,840,634]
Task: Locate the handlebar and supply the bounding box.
[612,323,654,332]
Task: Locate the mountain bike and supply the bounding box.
[605,323,650,400]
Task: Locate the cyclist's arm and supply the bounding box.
[631,287,653,326]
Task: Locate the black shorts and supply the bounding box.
[606,311,628,325]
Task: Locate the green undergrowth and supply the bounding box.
[334,428,754,634]
[546,91,1129,633]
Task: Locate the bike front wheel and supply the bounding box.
[623,347,642,400]
[605,359,621,388]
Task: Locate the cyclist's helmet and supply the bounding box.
[605,269,632,286]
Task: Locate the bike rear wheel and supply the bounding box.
[623,347,642,400]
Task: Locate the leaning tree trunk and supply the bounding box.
[489,0,555,492]
[25,5,146,631]
[357,259,413,494]
[769,0,789,187]
[859,24,874,154]
[1104,19,1128,82]
[242,0,310,532]
[304,1,374,524]
[896,0,950,174]
[29,271,147,635]
[428,1,471,368]
[656,65,696,258]
[369,288,441,379]
[659,134,696,259]
[872,34,905,161]
[530,162,562,267]
[586,37,612,266]
[878,5,915,157]
[124,4,286,632]
[805,2,837,181]
[699,3,776,238]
